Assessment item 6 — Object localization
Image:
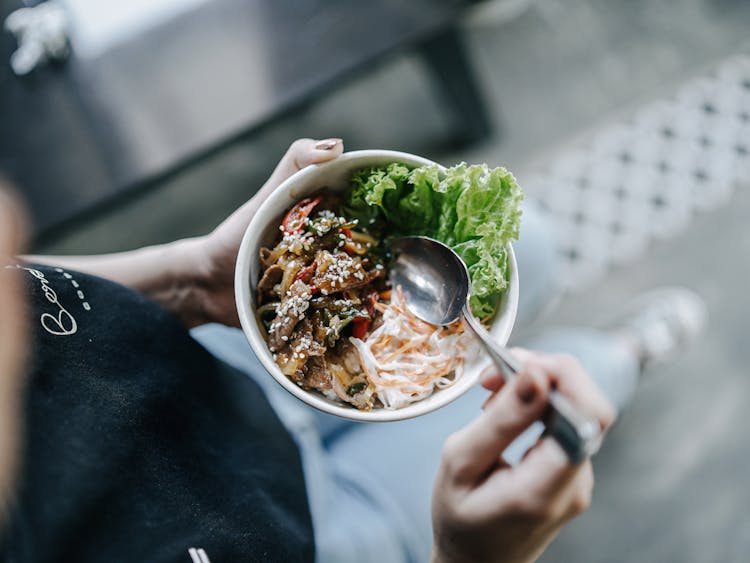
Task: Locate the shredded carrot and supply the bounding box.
[350,286,476,409]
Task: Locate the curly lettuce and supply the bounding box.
[344,162,523,320]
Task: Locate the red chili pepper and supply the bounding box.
[282,196,321,234]
[341,228,352,239]
[294,261,317,284]
[351,317,371,339]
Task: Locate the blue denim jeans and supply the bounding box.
[191,203,639,563]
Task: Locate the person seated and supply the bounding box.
[0,139,704,562]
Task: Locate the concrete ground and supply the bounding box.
[37,0,750,561]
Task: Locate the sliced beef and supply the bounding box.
[288,318,326,359]
[304,356,332,391]
[309,310,329,346]
[257,264,283,303]
[332,338,363,377]
[267,280,312,352]
[311,250,374,296]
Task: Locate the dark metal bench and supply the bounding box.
[0,0,490,235]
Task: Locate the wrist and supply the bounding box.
[177,233,241,328]
[150,236,216,328]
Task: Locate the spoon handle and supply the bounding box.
[462,307,602,463]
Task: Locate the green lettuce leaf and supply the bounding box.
[343,161,523,320]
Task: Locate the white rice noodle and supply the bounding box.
[351,289,475,410]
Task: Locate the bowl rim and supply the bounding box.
[234,149,518,422]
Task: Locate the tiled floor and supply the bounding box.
[37,0,750,561]
[523,54,750,291]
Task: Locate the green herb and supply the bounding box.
[347,381,367,396]
[324,308,369,347]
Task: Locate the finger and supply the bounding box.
[479,437,580,513]
[520,448,594,524]
[480,390,497,411]
[519,438,586,498]
[472,439,594,540]
[479,365,505,392]
[479,367,506,411]
[308,138,344,163]
[266,138,344,188]
[560,458,594,520]
[291,138,343,168]
[519,435,546,462]
[443,367,550,484]
[473,437,588,527]
[508,346,533,359]
[510,348,615,431]
[528,353,616,431]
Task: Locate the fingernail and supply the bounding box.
[479,366,495,385]
[517,371,541,404]
[315,138,340,150]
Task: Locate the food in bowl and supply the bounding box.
[255,161,523,411]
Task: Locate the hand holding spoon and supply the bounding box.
[389,236,602,463]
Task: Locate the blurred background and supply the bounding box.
[1,0,749,560]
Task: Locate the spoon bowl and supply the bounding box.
[390,236,469,326]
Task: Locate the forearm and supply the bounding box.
[26,236,213,328]
[23,138,343,329]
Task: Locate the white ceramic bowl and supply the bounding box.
[235,150,519,421]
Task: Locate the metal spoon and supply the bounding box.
[389,236,602,463]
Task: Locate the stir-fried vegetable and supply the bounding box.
[282,196,321,234]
